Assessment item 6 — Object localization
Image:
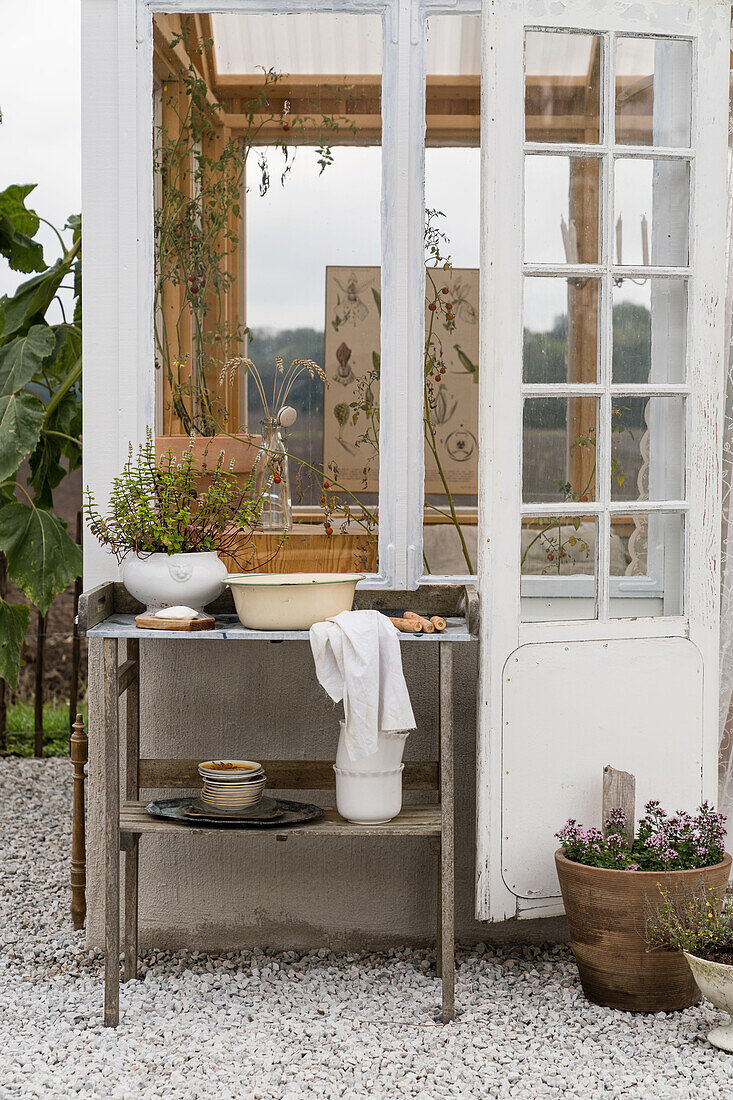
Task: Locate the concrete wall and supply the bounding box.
[87,638,567,950]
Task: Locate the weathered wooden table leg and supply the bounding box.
[430,836,442,977]
[123,835,139,982]
[103,637,120,1027]
[123,639,140,983]
[439,644,455,1023]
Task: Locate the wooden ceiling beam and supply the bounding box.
[153,12,222,115]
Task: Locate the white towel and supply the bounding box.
[309,609,416,761]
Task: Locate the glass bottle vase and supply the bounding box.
[255,418,292,532]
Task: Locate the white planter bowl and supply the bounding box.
[122,551,227,615]
[334,764,404,825]
[684,952,733,1052]
[336,721,409,772]
[226,572,363,631]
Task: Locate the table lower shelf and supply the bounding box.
[120,802,443,838]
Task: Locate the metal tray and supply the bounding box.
[145,796,324,828]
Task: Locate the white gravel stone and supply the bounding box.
[2,757,733,1099]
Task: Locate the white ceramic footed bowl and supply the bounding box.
[685,952,733,1052]
[226,572,363,631]
[122,551,227,615]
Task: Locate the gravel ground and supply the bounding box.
[2,758,733,1100]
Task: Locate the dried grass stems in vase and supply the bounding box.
[220,354,326,424]
[218,356,377,542]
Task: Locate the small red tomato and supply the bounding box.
[547,552,554,561]
[282,123,290,132]
[325,524,333,536]
[323,481,330,489]
[428,302,437,312]
[273,474,282,484]
[441,287,449,295]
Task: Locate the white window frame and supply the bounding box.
[82,0,481,591]
[477,0,729,920]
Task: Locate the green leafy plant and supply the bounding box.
[84,431,262,568]
[0,184,82,691]
[646,886,733,961]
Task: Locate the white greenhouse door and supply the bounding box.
[476,0,730,921]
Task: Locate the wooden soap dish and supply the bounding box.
[135,613,216,631]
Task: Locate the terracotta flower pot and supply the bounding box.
[555,850,732,1012]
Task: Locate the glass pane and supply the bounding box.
[610,397,685,501]
[423,14,481,577]
[521,515,597,622]
[522,515,597,575]
[614,159,689,267]
[615,37,692,147]
[612,278,687,383]
[610,512,684,617]
[523,276,600,383]
[153,11,382,573]
[523,396,598,503]
[525,156,601,264]
[525,31,602,144]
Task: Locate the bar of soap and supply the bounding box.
[155,605,198,619]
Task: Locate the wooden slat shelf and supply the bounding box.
[121,803,442,838]
[138,758,438,790]
[86,613,473,643]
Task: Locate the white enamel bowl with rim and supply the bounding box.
[225,573,364,631]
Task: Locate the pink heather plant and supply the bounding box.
[556,801,726,872]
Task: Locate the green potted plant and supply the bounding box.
[555,801,731,1012]
[85,431,262,613]
[648,888,733,1050]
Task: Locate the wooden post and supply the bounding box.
[34,610,46,758]
[439,644,455,1023]
[70,713,88,930]
[103,638,120,1026]
[69,511,83,734]
[123,639,140,983]
[602,765,636,843]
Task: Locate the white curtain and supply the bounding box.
[718,43,733,822]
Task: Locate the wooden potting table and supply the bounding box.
[79,583,478,1028]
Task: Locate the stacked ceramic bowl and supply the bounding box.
[198,759,266,811]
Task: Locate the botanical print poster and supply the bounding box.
[323,266,479,495]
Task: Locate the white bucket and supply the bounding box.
[336,721,409,773]
[334,764,404,825]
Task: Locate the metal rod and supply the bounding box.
[0,552,7,753]
[34,610,46,758]
[70,712,88,930]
